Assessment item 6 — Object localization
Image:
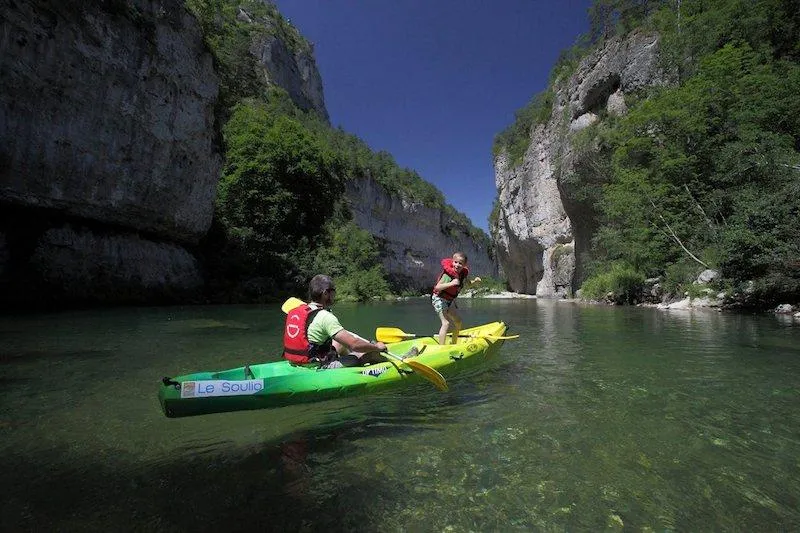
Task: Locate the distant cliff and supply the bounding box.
[346,177,497,290]
[492,30,663,296]
[0,0,220,307]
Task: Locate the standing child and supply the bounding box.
[432,252,481,344]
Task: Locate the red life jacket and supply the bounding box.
[432,258,469,301]
[282,304,332,364]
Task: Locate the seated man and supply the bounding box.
[283,274,388,369]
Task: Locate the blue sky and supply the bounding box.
[272,0,593,232]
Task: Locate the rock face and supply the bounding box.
[30,226,203,303]
[346,178,497,290]
[0,0,221,305]
[234,2,329,122]
[251,25,329,122]
[492,30,663,296]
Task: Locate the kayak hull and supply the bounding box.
[158,321,508,418]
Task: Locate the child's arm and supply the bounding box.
[434,274,459,291]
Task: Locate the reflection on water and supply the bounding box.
[1,300,800,531]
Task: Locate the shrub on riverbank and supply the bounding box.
[580,263,645,304]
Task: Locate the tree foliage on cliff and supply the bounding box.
[566,0,800,305]
[313,221,391,301]
[185,0,313,113]
[301,112,489,244]
[217,103,344,265]
[492,89,555,165]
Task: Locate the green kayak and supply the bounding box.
[158,321,510,418]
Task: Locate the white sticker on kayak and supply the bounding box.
[361,366,388,377]
[180,379,263,398]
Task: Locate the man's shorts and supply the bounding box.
[431,294,453,314]
[320,353,361,369]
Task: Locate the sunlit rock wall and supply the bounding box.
[493,30,663,296]
[249,18,329,122]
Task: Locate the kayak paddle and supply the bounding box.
[375,327,418,343]
[280,298,448,391]
[376,326,519,344]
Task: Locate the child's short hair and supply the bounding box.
[453,252,467,262]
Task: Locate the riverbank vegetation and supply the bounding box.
[186,0,492,302]
[499,0,800,308]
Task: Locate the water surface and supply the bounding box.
[1,299,799,531]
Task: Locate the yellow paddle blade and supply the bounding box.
[377,333,405,343]
[383,351,447,391]
[405,360,448,391]
[281,297,306,314]
[378,328,520,343]
[375,327,417,343]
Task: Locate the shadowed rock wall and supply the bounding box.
[0,0,221,307]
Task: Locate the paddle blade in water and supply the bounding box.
[383,351,447,392]
[403,359,448,391]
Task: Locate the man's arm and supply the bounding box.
[333,330,386,353]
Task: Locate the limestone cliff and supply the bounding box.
[236,3,328,121]
[492,30,663,296]
[0,0,220,305]
[346,178,497,290]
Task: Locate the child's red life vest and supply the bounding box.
[432,258,469,301]
[283,304,330,364]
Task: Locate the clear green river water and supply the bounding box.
[1,298,799,531]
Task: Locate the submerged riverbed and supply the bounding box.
[1,299,799,531]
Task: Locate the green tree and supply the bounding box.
[217,103,344,273]
[313,222,390,301]
[589,42,800,300]
[589,0,664,43]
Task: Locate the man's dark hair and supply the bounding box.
[309,274,335,302]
